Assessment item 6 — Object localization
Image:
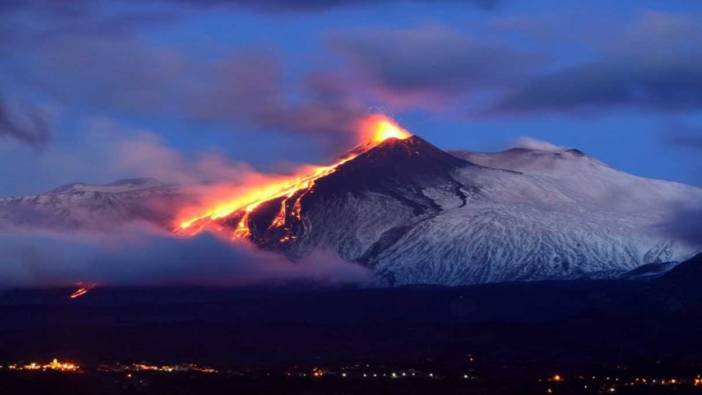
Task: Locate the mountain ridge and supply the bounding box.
[0,178,179,230]
[1,136,700,286]
[231,136,702,285]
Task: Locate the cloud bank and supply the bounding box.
[0,122,372,288]
[488,12,702,115]
[0,225,371,288]
[659,203,702,249]
[134,0,503,13]
[331,25,543,109]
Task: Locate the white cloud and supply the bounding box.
[513,136,566,151]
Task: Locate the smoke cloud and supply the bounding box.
[187,52,370,152]
[331,25,543,109]
[488,12,702,115]
[660,204,702,249]
[513,136,567,151]
[0,97,52,148]
[121,0,503,13]
[27,32,370,153]
[0,224,371,288]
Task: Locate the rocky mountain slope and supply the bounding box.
[228,136,702,285]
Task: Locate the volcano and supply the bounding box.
[204,134,702,286]
[2,129,701,286]
[238,136,473,252]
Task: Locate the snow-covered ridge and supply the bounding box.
[235,138,702,285]
[451,147,699,214]
[48,178,167,194]
[0,178,181,230]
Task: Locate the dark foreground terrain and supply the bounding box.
[1,254,701,394]
[3,370,702,395]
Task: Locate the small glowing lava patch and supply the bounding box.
[69,283,96,299]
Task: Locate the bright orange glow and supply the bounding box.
[14,358,80,373]
[361,114,412,144]
[176,156,358,234]
[69,283,96,299]
[175,114,412,239]
[312,368,325,378]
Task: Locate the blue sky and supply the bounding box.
[1,0,701,195]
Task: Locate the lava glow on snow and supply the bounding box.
[176,114,411,238]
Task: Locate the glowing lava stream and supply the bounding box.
[69,283,96,299]
[177,114,411,237]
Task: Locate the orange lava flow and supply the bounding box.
[176,114,411,238]
[69,284,96,299]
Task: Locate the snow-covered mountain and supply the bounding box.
[225,136,702,285]
[0,178,180,230]
[1,136,700,286]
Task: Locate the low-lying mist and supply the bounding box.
[0,223,371,288]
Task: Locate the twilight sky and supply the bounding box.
[1,0,702,195]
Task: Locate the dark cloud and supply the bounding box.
[0,0,504,21]
[29,35,369,151]
[143,0,502,12]
[0,97,51,148]
[332,26,543,104]
[0,0,94,17]
[488,12,702,115]
[658,121,702,247]
[0,1,504,153]
[40,11,180,38]
[3,0,503,14]
[662,122,702,190]
[662,205,702,248]
[189,53,368,151]
[32,34,187,114]
[488,60,702,115]
[0,0,180,152]
[3,0,372,152]
[0,0,178,41]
